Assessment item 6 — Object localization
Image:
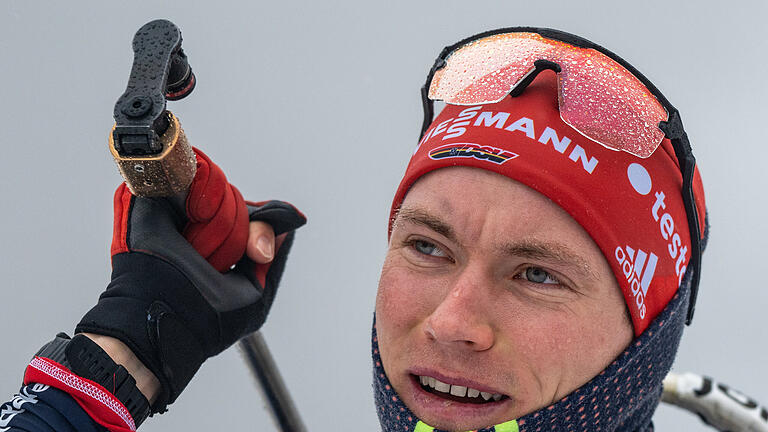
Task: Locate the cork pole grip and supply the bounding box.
[109,112,196,197]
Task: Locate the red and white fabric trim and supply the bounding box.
[24,356,136,432]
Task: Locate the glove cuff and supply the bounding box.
[31,333,151,426]
[76,253,211,413]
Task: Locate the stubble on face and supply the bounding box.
[375,167,632,431]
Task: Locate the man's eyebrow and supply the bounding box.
[502,240,600,281]
[394,207,456,242]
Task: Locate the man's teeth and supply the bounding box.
[450,385,467,397]
[435,380,450,393]
[419,376,503,402]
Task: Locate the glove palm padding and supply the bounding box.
[77,150,306,413]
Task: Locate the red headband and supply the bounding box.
[390,73,705,335]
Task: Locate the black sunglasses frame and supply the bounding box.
[419,27,702,325]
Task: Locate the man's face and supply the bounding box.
[375,167,633,431]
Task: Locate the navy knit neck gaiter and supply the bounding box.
[373,278,690,432]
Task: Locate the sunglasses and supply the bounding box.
[419,27,702,324]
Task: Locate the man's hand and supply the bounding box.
[82,220,279,404]
[75,149,306,414]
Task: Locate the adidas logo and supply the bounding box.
[614,245,658,320]
[624,246,658,296]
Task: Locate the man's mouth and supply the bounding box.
[413,374,507,404]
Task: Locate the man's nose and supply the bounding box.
[423,266,495,351]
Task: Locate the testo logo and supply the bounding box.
[626,163,688,285]
[615,245,658,319]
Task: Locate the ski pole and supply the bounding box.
[108,19,306,432]
[239,333,307,432]
[662,372,768,431]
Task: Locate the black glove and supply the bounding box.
[76,151,306,413]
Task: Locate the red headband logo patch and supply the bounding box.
[429,143,519,165]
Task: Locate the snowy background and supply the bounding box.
[1,1,766,430]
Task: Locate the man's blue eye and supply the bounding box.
[413,240,446,257]
[522,267,559,284]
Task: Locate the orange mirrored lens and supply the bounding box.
[428,33,667,158]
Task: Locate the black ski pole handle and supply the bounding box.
[113,18,195,154]
[109,19,197,197]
